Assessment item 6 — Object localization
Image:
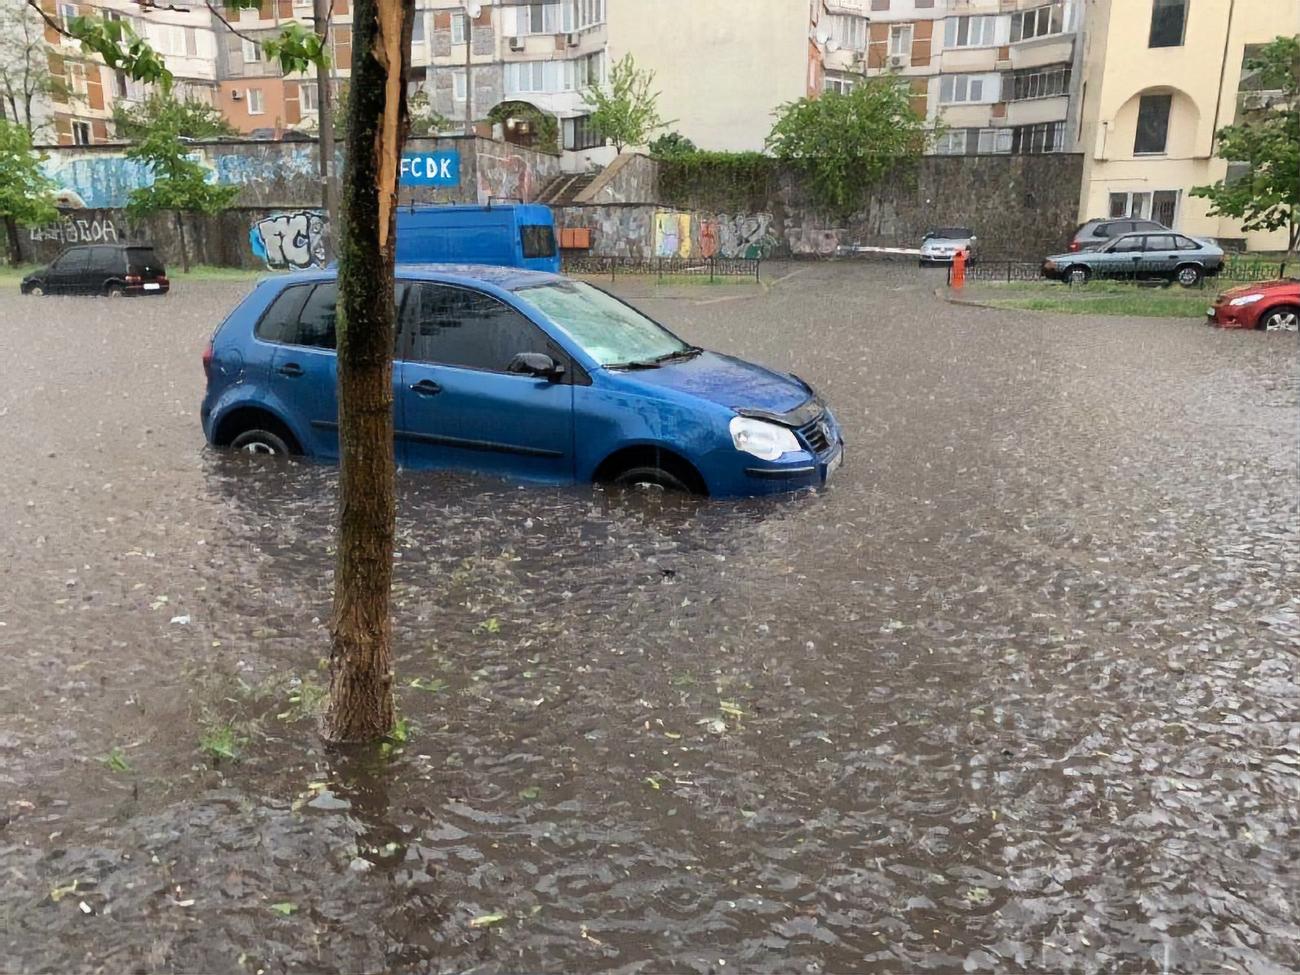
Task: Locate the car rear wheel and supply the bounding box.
[1066,265,1090,286]
[1175,265,1203,288]
[230,428,292,456]
[1260,305,1300,332]
[105,283,125,298]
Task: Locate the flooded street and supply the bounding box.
[1,262,1296,972]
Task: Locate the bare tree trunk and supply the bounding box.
[313,0,338,251]
[4,216,22,266]
[323,0,412,743]
[174,211,190,273]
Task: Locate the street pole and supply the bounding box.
[314,0,339,255]
[463,6,472,135]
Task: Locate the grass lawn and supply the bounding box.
[966,280,1215,318]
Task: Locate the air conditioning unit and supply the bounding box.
[566,31,579,47]
[888,53,907,68]
[509,35,524,51]
[231,90,243,100]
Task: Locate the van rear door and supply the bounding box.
[518,223,559,273]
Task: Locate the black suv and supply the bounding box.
[1067,218,1171,253]
[21,244,169,297]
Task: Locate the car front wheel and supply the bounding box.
[1260,305,1300,332]
[231,428,292,456]
[612,465,692,493]
[1065,265,1090,286]
[24,283,44,296]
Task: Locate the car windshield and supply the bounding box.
[513,280,691,367]
[930,227,973,239]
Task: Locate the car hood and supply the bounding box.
[922,238,971,250]
[610,350,813,416]
[1219,279,1299,298]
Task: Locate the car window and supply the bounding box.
[127,247,164,276]
[513,279,689,367]
[57,249,90,272]
[255,284,312,344]
[1174,235,1201,250]
[1093,223,1115,237]
[295,283,339,349]
[258,281,409,349]
[404,283,553,372]
[1110,236,1144,253]
[520,225,556,259]
[1144,235,1176,251]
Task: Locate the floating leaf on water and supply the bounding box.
[519,786,541,801]
[719,701,745,718]
[269,902,297,916]
[49,881,80,903]
[644,776,661,790]
[469,913,506,928]
[101,747,131,773]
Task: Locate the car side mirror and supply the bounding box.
[508,352,564,380]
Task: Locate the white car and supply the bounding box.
[919,227,976,265]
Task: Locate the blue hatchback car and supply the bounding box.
[201,265,844,496]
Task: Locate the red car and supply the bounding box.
[1207,278,1299,331]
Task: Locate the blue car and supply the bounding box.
[201,265,844,497]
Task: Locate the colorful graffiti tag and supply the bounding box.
[249,211,330,270]
[653,210,778,260]
[29,214,120,244]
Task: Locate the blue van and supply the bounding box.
[395,204,560,273]
[201,265,844,496]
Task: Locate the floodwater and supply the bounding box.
[1,263,1296,973]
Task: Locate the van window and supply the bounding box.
[404,283,552,372]
[520,225,556,259]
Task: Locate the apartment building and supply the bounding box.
[1076,0,1300,248]
[39,0,221,144]
[814,0,1085,156]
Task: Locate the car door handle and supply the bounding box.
[409,379,442,396]
[278,362,304,377]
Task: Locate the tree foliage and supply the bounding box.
[647,130,697,159]
[0,116,57,226]
[766,79,929,216]
[486,100,558,153]
[1191,35,1300,252]
[583,54,668,153]
[408,87,449,137]
[0,0,64,136]
[113,90,237,142]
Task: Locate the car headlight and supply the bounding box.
[730,416,801,461]
[1228,293,1264,306]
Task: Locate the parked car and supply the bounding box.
[1042,232,1224,287]
[20,244,169,297]
[919,227,976,265]
[396,204,560,273]
[1206,278,1300,331]
[1067,217,1172,252]
[201,265,845,496]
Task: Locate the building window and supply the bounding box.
[944,15,996,49]
[939,74,994,104]
[300,81,318,112]
[977,127,1013,153]
[563,114,603,150]
[1012,121,1064,153]
[827,14,867,52]
[59,2,77,28]
[932,129,967,155]
[1148,0,1187,48]
[72,120,92,144]
[1134,93,1171,154]
[1010,2,1065,42]
[412,12,426,44]
[824,75,854,95]
[68,63,88,95]
[1008,66,1070,101]
[113,68,129,98]
[246,88,264,114]
[520,2,562,35]
[452,69,467,101]
[890,25,913,57]
[577,0,604,28]
[243,38,262,63]
[450,12,465,44]
[871,0,890,10]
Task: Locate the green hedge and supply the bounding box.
[656,151,778,212]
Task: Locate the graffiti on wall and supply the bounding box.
[653,210,778,260]
[249,211,330,270]
[29,214,120,244]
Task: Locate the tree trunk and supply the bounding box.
[323,0,412,743]
[4,216,22,267]
[175,211,190,273]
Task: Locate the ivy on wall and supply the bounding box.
[656,151,777,213]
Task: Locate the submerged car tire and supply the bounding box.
[1175,264,1203,288]
[612,465,692,493]
[105,283,125,297]
[1065,265,1091,286]
[1259,305,1300,332]
[24,283,45,296]
[230,428,292,456]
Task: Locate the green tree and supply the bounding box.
[408,87,449,137]
[27,0,416,744]
[1191,35,1300,254]
[766,78,929,216]
[583,54,668,153]
[0,116,57,264]
[112,90,238,142]
[0,0,65,137]
[648,131,697,159]
[124,116,238,272]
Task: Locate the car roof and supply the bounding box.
[270,262,563,291]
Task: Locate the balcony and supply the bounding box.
[1009,36,1074,70]
[1004,94,1069,127]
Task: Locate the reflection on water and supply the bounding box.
[0,269,1296,972]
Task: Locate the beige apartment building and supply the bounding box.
[1077,0,1300,248]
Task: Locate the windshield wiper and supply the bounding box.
[607,359,662,370]
[651,345,703,364]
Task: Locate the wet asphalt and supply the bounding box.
[0,261,1296,972]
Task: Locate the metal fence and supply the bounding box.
[951,258,1290,289]
[562,255,762,283]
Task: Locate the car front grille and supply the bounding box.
[798,416,832,455]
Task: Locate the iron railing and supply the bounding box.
[562,255,762,283]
